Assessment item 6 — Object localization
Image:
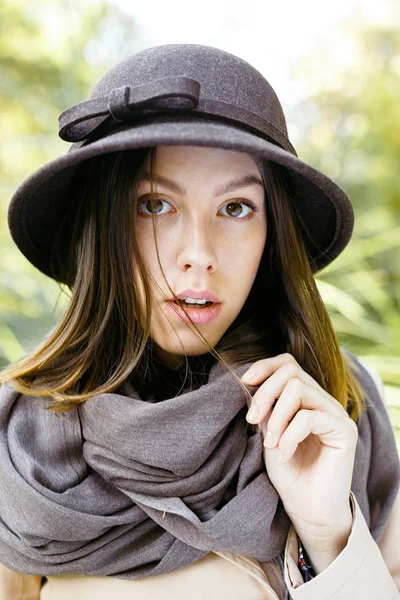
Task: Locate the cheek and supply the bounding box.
[135,229,161,272]
[220,246,265,306]
[227,254,262,295]
[223,224,266,271]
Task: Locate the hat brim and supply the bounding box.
[8,118,354,281]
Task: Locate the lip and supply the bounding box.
[172,289,221,303]
[164,300,222,325]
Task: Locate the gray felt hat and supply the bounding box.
[8,43,354,283]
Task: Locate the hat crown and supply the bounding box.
[89,43,289,139]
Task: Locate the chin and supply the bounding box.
[153,327,225,359]
[159,339,211,357]
[151,311,237,361]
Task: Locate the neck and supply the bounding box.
[152,342,213,370]
[153,344,185,369]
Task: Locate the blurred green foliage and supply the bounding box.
[0,2,399,449]
[290,23,400,449]
[0,0,138,365]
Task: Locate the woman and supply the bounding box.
[0,43,399,599]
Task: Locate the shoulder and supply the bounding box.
[340,348,386,406]
[349,356,386,404]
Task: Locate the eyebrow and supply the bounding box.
[139,172,264,197]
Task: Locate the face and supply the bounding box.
[135,145,267,367]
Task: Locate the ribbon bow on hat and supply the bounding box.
[59,76,201,142]
[58,74,296,154]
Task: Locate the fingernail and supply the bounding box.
[241,368,258,383]
[263,430,274,448]
[246,404,259,423]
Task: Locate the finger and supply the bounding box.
[259,377,348,444]
[273,408,358,464]
[241,353,300,384]
[246,363,342,424]
[242,354,325,393]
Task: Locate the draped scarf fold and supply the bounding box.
[0,350,398,584]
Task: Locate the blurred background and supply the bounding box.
[0,0,399,450]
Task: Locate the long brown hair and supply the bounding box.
[0,146,367,420]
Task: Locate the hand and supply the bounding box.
[241,353,357,549]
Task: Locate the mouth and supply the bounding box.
[164,299,222,325]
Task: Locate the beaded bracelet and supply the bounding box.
[297,535,316,582]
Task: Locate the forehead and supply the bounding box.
[142,145,262,171]
[138,146,264,195]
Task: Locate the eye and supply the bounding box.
[219,200,257,219]
[136,197,259,218]
[137,197,173,216]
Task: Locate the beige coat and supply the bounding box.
[1,363,399,599]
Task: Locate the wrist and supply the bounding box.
[296,513,352,575]
[299,531,349,575]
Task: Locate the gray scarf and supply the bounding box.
[0,351,398,589]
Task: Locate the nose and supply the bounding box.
[176,216,218,274]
